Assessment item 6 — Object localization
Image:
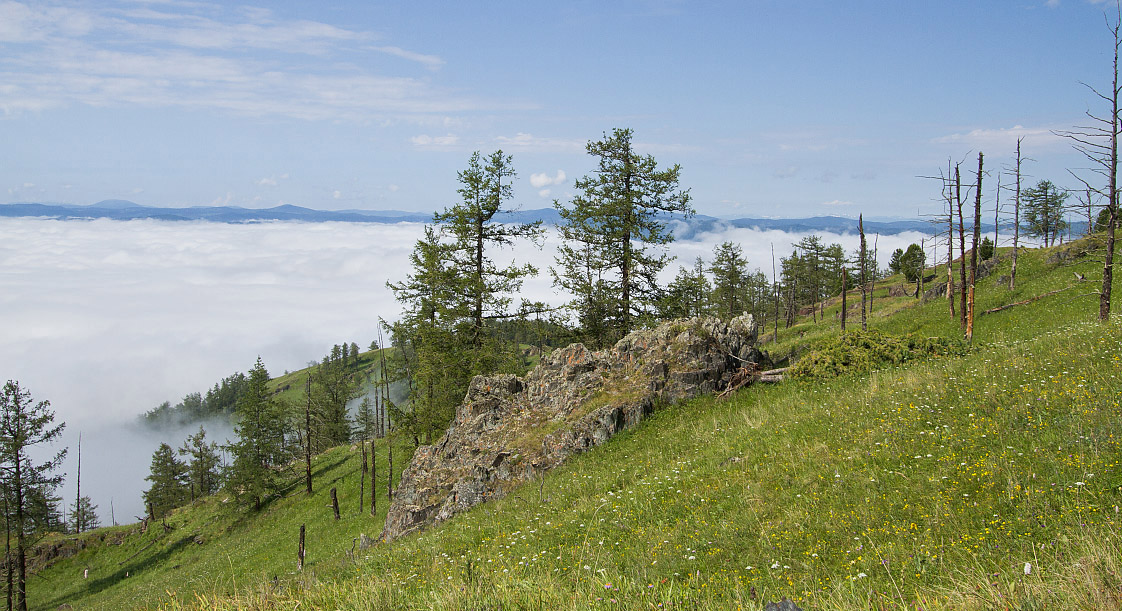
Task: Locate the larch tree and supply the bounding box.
[553,128,692,347]
[226,358,289,511]
[143,443,188,519]
[433,150,543,362]
[179,426,222,500]
[1021,180,1070,248]
[0,381,66,611]
[709,241,749,319]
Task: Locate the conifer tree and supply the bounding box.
[553,128,692,346]
[659,257,711,319]
[709,241,749,319]
[433,150,542,360]
[0,381,66,611]
[226,358,289,511]
[143,443,188,519]
[179,426,222,500]
[68,496,99,533]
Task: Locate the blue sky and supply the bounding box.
[0,0,1115,218]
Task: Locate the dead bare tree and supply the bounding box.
[945,160,957,317]
[1010,138,1026,290]
[859,215,868,331]
[1056,6,1120,321]
[968,152,984,342]
[994,172,1002,249]
[956,164,968,330]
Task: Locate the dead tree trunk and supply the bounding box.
[298,524,305,571]
[387,443,394,500]
[968,152,984,342]
[359,440,367,513]
[370,440,376,516]
[859,215,868,331]
[841,267,848,331]
[304,377,313,495]
[1011,138,1023,291]
[957,164,968,330]
[331,488,340,520]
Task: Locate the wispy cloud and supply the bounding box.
[370,45,444,70]
[493,132,583,152]
[411,133,460,147]
[0,1,506,121]
[932,124,1065,150]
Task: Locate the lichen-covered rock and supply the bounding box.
[381,315,763,541]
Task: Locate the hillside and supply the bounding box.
[23,238,1122,610]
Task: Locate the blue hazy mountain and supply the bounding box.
[1,200,944,235]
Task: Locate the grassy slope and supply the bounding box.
[30,241,1122,610]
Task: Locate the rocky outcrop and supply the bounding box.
[381,315,764,541]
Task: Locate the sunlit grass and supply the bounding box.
[26,239,1122,610]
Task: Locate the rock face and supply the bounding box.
[381,315,763,541]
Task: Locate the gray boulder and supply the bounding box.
[381,315,763,541]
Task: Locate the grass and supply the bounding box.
[24,239,1122,610]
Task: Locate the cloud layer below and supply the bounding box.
[0,218,930,523]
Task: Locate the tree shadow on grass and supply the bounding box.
[40,532,198,610]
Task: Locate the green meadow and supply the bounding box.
[26,238,1122,610]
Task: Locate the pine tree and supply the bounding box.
[709,241,749,319]
[0,381,66,611]
[432,150,542,360]
[553,128,692,346]
[226,358,289,511]
[68,496,99,533]
[387,226,471,444]
[143,443,188,519]
[658,258,711,319]
[179,426,222,500]
[1022,180,1070,247]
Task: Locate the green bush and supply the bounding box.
[789,329,968,378]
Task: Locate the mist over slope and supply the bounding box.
[0,217,929,524]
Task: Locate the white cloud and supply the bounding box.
[411,133,459,147]
[822,199,853,206]
[0,3,516,121]
[538,188,551,198]
[0,217,939,523]
[932,124,1064,150]
[530,169,566,188]
[370,45,444,70]
[257,177,278,187]
[333,190,342,199]
[494,132,584,152]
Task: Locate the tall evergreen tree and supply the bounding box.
[68,496,99,533]
[143,443,188,519]
[433,150,543,360]
[226,358,289,511]
[387,227,470,445]
[553,128,692,346]
[658,257,712,319]
[0,381,66,611]
[1022,179,1070,247]
[709,241,749,319]
[179,426,222,500]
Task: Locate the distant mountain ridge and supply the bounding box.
[0,200,944,235]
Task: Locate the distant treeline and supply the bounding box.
[142,372,249,428]
[141,342,365,429]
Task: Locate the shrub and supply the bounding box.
[789,329,969,378]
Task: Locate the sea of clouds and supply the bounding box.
[0,218,931,522]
